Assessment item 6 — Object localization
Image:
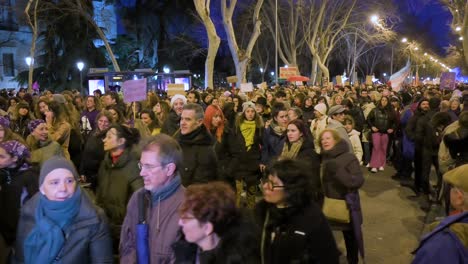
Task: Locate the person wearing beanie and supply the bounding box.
[0,140,38,254]
[255,159,340,264]
[231,101,264,208]
[14,156,113,263]
[26,119,64,166]
[161,94,187,136]
[11,102,34,139]
[310,103,329,153]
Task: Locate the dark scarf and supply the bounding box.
[178,125,212,145]
[151,175,181,204]
[24,187,81,264]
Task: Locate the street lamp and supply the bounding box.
[25,57,33,67]
[260,67,264,73]
[456,26,461,31]
[76,61,84,94]
[270,71,274,76]
[163,66,170,74]
[370,14,379,24]
[459,36,464,41]
[401,38,408,43]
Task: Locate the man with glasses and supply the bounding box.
[412,165,468,263]
[120,134,185,263]
[327,105,353,153]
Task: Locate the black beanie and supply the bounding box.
[39,156,79,186]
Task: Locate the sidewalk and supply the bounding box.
[334,165,427,264]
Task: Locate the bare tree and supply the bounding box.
[262,0,305,70]
[441,0,468,72]
[24,0,39,93]
[194,0,220,89]
[301,0,357,82]
[221,0,264,86]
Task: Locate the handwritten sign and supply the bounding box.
[240,82,254,92]
[336,75,343,86]
[279,67,299,79]
[440,72,456,90]
[123,78,147,103]
[167,83,186,97]
[365,75,373,85]
[226,76,238,83]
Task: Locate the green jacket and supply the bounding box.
[96,148,143,241]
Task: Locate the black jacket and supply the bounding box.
[261,126,286,165]
[79,129,106,190]
[212,127,242,184]
[444,127,468,167]
[14,191,113,263]
[0,166,38,246]
[255,200,339,264]
[231,124,263,184]
[367,107,395,133]
[176,125,218,186]
[161,110,180,136]
[173,213,260,264]
[10,116,31,139]
[295,137,322,200]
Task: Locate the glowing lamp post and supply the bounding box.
[76,61,84,94]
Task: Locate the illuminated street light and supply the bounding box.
[414,47,419,50]
[284,65,288,68]
[370,15,379,24]
[270,71,274,76]
[424,53,428,56]
[25,57,33,67]
[383,73,387,77]
[401,38,408,43]
[163,66,170,74]
[456,26,461,31]
[460,36,464,41]
[76,61,84,94]
[260,67,264,73]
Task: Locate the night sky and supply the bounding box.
[394,0,453,56]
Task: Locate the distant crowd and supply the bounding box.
[0,82,467,263]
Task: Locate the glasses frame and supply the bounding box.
[137,162,165,171]
[260,177,285,190]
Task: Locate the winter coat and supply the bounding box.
[301,106,315,126]
[255,200,340,264]
[79,129,106,189]
[176,125,218,186]
[412,212,468,264]
[0,166,38,246]
[48,121,71,160]
[10,116,31,139]
[326,119,353,153]
[96,148,143,241]
[367,107,396,133]
[120,185,185,264]
[406,109,429,145]
[231,125,263,184]
[346,107,365,133]
[261,125,286,165]
[14,190,113,264]
[161,110,180,136]
[173,212,260,264]
[444,127,468,167]
[348,129,363,164]
[439,121,460,173]
[212,127,242,184]
[294,137,322,198]
[26,135,64,166]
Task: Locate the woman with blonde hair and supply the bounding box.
[45,101,72,160]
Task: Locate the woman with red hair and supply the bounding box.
[203,105,241,188]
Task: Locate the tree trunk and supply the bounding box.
[311,56,318,84]
[194,0,221,89]
[25,0,38,93]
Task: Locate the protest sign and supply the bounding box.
[123,78,147,103]
[226,76,238,83]
[279,67,299,79]
[167,83,186,97]
[240,82,254,92]
[440,72,456,90]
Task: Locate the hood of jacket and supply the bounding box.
[177,124,214,146]
[348,129,361,137]
[321,140,349,159]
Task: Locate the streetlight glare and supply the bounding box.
[25,57,33,66]
[370,15,379,24]
[456,26,461,31]
[459,36,464,41]
[76,61,84,71]
[401,38,408,43]
[260,67,264,73]
[163,66,170,74]
[270,71,274,76]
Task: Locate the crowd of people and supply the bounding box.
[0,82,466,263]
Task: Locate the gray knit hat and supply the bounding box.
[39,156,79,186]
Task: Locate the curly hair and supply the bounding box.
[179,181,238,236]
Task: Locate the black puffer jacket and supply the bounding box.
[172,212,260,264]
[367,106,395,133]
[0,165,38,246]
[14,191,113,264]
[161,110,180,136]
[255,200,339,264]
[176,125,218,186]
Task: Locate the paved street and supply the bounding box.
[334,165,428,264]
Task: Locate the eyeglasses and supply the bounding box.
[137,162,164,171]
[260,178,284,190]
